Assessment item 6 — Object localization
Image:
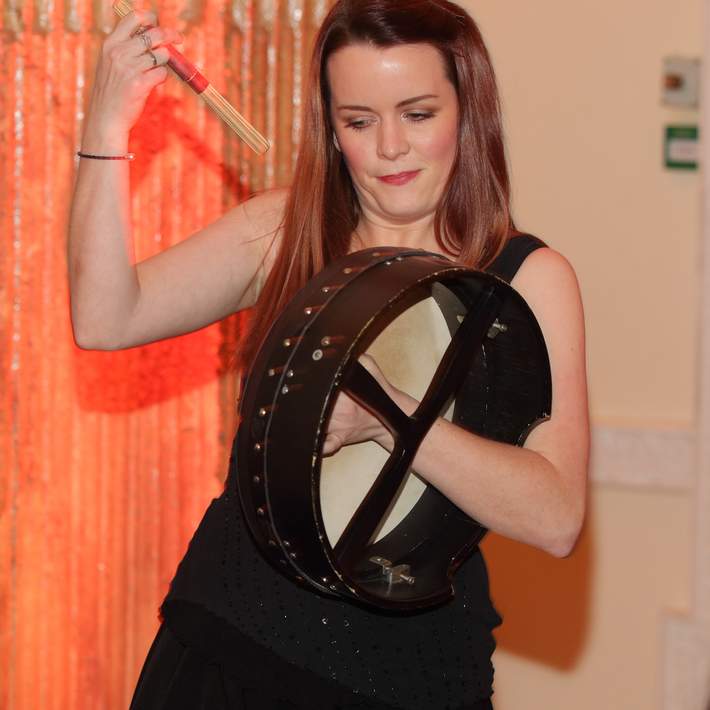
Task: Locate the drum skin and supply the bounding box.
[233,247,551,611]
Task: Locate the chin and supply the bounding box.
[376,201,435,224]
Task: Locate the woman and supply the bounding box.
[68,0,589,707]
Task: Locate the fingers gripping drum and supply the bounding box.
[234,247,552,611]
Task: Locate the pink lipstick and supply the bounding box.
[377,170,420,185]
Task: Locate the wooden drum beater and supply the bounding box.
[113,0,270,154]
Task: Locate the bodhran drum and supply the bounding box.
[233,247,551,612]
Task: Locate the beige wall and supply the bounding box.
[460,0,703,707]
[469,0,702,427]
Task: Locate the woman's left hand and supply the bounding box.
[322,354,397,456]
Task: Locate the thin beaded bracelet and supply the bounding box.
[76,151,135,161]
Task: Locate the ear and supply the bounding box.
[333,132,341,152]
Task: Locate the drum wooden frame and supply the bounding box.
[234,247,551,611]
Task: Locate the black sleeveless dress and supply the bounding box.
[130,235,546,710]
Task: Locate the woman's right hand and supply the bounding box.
[69,6,283,353]
[82,9,183,149]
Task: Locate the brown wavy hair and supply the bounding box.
[239,0,514,369]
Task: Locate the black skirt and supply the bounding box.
[130,622,494,710]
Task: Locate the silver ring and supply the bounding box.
[147,49,158,67]
[139,29,153,51]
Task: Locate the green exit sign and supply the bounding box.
[665,125,698,170]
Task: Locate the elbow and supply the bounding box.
[545,502,586,559]
[547,528,580,559]
[72,330,119,351]
[71,316,123,352]
[69,296,128,351]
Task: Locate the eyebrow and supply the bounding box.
[336,94,439,111]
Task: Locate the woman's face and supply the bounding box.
[327,42,459,232]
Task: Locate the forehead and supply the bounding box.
[326,43,453,105]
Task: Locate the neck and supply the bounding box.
[351,212,439,252]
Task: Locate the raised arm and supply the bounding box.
[68,9,283,350]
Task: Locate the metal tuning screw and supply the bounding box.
[368,556,416,586]
[486,319,508,339]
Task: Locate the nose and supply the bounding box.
[377,118,410,160]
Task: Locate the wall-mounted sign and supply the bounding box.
[664,125,699,170]
[662,57,700,108]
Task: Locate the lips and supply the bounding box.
[377,170,420,185]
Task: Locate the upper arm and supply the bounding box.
[510,247,590,496]
[120,188,287,348]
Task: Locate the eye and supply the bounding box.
[404,110,435,122]
[345,118,373,131]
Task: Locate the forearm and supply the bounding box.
[67,9,180,350]
[380,389,586,558]
[68,124,139,349]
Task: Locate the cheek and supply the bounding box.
[424,122,458,167]
[338,139,371,179]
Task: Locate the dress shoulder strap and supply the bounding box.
[485,234,547,284]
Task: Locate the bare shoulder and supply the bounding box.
[511,245,582,305]
[510,246,585,354]
[210,187,289,254]
[175,187,289,293]
[509,244,586,383]
[509,245,589,475]
[225,187,288,234]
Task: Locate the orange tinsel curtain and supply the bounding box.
[0,0,326,707]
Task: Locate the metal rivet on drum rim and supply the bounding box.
[252,475,261,484]
[396,256,403,261]
[329,584,338,591]
[286,369,294,378]
[312,349,323,361]
[258,407,267,417]
[321,576,330,584]
[257,507,265,516]
[254,442,262,451]
[304,307,313,315]
[385,260,392,266]
[283,540,291,548]
[289,552,297,559]
[487,320,509,339]
[343,267,353,274]
[322,286,330,293]
[283,338,292,347]
[268,368,276,377]
[321,337,331,346]
[372,251,380,257]
[281,385,290,394]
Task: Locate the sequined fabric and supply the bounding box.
[132,619,494,710]
[162,491,500,709]
[159,236,547,710]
